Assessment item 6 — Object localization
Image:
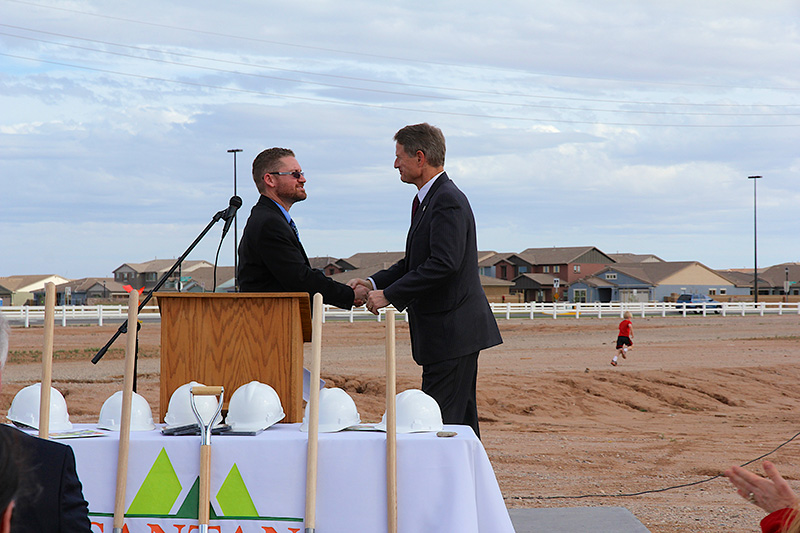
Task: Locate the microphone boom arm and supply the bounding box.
[92,199,237,365]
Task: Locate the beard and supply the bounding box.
[277,182,307,205]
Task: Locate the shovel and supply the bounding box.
[39,281,56,439]
[113,289,139,533]
[385,308,397,533]
[190,385,224,533]
[305,292,324,533]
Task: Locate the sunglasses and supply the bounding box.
[270,170,304,180]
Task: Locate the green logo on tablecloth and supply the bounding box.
[217,463,259,517]
[127,448,182,515]
[121,447,286,521]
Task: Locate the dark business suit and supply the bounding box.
[238,195,355,309]
[0,424,90,533]
[370,173,502,436]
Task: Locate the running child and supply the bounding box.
[611,311,634,366]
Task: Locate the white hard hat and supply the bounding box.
[98,391,156,431]
[225,381,285,431]
[164,381,222,428]
[7,383,73,431]
[376,389,443,433]
[300,387,360,433]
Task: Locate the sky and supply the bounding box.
[1,0,799,279]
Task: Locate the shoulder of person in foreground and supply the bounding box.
[7,427,91,533]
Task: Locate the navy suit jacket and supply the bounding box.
[1,424,91,533]
[371,173,502,365]
[238,195,355,309]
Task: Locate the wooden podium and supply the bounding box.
[155,292,311,423]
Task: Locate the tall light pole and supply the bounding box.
[748,175,762,303]
[228,148,243,292]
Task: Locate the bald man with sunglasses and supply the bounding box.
[238,147,368,309]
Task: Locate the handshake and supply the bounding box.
[347,278,389,315]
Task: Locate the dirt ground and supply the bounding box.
[3,313,800,532]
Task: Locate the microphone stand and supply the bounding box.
[91,205,233,388]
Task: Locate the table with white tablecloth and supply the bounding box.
[65,423,514,533]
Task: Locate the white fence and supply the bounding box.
[2,301,799,327]
[0,305,161,327]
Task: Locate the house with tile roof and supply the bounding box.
[112,259,213,292]
[0,275,70,306]
[31,277,127,305]
[569,261,748,303]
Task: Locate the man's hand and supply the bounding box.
[351,283,369,307]
[347,278,371,290]
[365,290,390,315]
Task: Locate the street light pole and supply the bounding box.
[228,149,243,292]
[748,175,762,303]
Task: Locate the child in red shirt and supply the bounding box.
[611,311,634,366]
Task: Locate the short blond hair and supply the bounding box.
[623,311,633,319]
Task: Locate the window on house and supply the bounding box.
[574,265,581,273]
[500,265,507,278]
[605,273,617,280]
[709,289,717,295]
[543,266,550,273]
[574,289,587,303]
[145,272,157,282]
[554,265,560,273]
[719,288,727,295]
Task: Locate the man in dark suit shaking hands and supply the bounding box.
[352,123,502,438]
[238,147,369,308]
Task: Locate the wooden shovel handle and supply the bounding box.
[385,308,397,533]
[199,443,211,525]
[113,289,139,530]
[191,385,224,396]
[305,292,324,530]
[39,282,56,439]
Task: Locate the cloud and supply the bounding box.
[1,0,798,278]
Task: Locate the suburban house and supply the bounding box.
[508,272,559,303]
[0,275,70,306]
[329,251,513,302]
[480,253,534,281]
[759,263,800,296]
[179,266,237,293]
[502,246,616,302]
[309,256,356,277]
[569,261,748,303]
[31,277,127,305]
[717,263,800,299]
[113,260,214,292]
[608,253,665,263]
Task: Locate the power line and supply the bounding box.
[4,0,800,93]
[3,51,799,128]
[505,428,800,501]
[2,23,798,110]
[6,52,800,128]
[3,30,798,119]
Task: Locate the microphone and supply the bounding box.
[220,195,243,238]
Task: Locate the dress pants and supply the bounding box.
[421,352,480,439]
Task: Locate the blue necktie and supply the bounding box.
[289,219,300,240]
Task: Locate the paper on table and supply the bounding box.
[51,429,108,439]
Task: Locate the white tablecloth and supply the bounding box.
[66,423,514,533]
